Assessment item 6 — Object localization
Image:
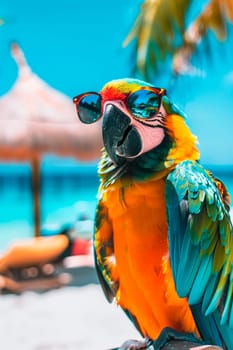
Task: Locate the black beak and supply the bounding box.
[102,104,142,164]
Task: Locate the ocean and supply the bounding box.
[0,160,232,253]
[0,160,99,252]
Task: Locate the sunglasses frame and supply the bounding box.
[73,87,167,124]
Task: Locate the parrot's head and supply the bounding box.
[73,78,200,183]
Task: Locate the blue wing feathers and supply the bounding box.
[205,271,226,316]
[202,273,220,313]
[191,304,224,347]
[166,160,233,348]
[176,226,201,296]
[188,254,212,304]
[221,279,233,326]
[213,312,233,349]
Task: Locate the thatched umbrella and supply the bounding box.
[0,43,102,237]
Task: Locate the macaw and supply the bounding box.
[73,78,233,350]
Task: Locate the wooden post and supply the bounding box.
[31,155,40,237]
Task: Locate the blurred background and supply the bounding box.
[0,0,233,248]
[0,1,232,348]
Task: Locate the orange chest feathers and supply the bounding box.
[105,178,169,266]
[99,178,197,339]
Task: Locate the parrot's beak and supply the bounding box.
[102,104,142,164]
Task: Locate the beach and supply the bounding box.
[0,208,232,350]
[0,277,140,350]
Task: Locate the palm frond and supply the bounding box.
[173,0,233,74]
[123,0,192,79]
[124,0,233,79]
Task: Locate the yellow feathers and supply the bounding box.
[164,114,200,167]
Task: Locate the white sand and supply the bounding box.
[0,285,140,350]
[1,210,232,350]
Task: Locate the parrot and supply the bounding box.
[73,78,233,350]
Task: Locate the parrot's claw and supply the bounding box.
[119,337,153,350]
[152,327,206,349]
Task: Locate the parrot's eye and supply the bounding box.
[127,90,162,119]
[73,92,102,124]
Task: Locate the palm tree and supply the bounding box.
[123,0,233,81]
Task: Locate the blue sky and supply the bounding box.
[0,0,136,96]
[0,0,233,166]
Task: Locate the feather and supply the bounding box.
[166,160,233,348]
[202,273,220,314]
[191,304,223,347]
[188,254,212,304]
[221,277,233,326]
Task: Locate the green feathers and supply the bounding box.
[166,160,233,329]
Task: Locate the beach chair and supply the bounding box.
[0,235,72,294]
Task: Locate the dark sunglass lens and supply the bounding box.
[78,94,101,124]
[128,90,160,119]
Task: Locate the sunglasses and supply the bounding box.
[73,87,166,124]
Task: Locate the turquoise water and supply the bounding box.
[0,161,99,252]
[0,162,232,253]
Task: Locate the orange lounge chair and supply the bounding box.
[0,235,69,273]
[0,235,71,293]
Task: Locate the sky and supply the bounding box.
[0,0,233,166]
[0,0,136,96]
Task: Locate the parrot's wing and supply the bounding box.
[94,198,118,303]
[165,160,233,329]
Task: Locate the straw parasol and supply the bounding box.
[0,43,102,237]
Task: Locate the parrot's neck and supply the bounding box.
[98,114,200,187]
[98,133,172,187]
[164,114,200,167]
